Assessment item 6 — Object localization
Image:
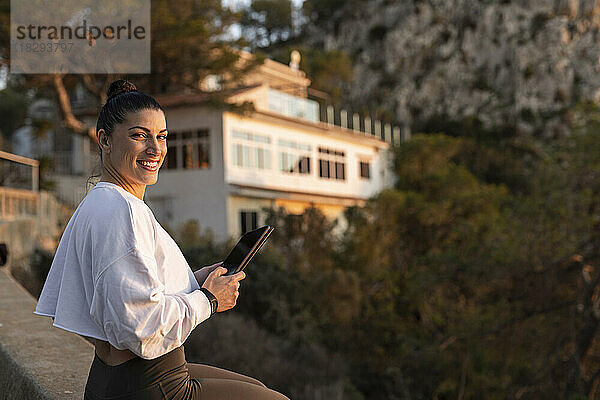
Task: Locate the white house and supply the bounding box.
[147,52,401,240]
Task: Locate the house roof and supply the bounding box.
[155,84,262,108]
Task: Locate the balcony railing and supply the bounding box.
[268,89,320,123]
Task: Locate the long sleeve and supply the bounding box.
[90,248,212,359]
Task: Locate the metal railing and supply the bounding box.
[323,105,410,145]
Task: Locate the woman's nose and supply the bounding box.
[146,146,157,155]
[146,138,160,156]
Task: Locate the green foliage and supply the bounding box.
[12,247,54,299]
[216,126,599,399]
[302,0,353,24]
[38,155,57,191]
[149,0,250,93]
[351,129,600,399]
[176,216,354,399]
[0,87,29,141]
[269,46,353,106]
[0,0,253,135]
[0,0,8,63]
[262,205,339,274]
[186,313,348,399]
[241,0,293,48]
[301,48,353,106]
[176,220,225,270]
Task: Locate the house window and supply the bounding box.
[318,147,345,180]
[359,161,371,179]
[231,130,271,169]
[167,144,178,169]
[163,129,210,170]
[280,154,310,174]
[240,210,258,234]
[278,139,311,175]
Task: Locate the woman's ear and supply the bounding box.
[97,129,111,153]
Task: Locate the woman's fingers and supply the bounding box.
[203,266,246,312]
[207,271,243,311]
[210,267,227,277]
[232,271,246,281]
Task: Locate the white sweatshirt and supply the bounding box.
[34,181,212,359]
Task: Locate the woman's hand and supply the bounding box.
[202,267,246,312]
[194,262,223,287]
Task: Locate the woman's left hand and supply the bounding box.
[194,262,223,287]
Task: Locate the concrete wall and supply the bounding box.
[0,190,92,398]
[0,268,94,400]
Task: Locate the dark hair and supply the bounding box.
[96,79,163,138]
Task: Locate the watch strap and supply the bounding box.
[200,288,218,315]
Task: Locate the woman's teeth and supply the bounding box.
[138,160,158,169]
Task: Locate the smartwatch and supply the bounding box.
[200,288,218,315]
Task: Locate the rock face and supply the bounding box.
[303,0,600,137]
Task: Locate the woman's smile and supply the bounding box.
[136,158,160,171]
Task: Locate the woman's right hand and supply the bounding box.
[201,267,246,312]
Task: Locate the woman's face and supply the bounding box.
[99,109,167,197]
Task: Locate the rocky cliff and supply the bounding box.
[303,0,600,137]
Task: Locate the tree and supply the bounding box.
[241,0,293,48]
[302,0,351,25]
[0,0,257,142]
[0,0,8,66]
[336,128,600,399]
[0,86,29,143]
[148,0,252,93]
[267,46,353,106]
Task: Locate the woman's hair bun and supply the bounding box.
[106,79,137,101]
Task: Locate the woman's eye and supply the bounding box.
[158,135,167,140]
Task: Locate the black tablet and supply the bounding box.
[223,225,275,276]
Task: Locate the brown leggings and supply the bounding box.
[84,345,290,400]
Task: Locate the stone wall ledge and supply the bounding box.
[0,268,93,400]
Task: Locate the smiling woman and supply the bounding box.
[95,80,167,200]
[33,80,290,400]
